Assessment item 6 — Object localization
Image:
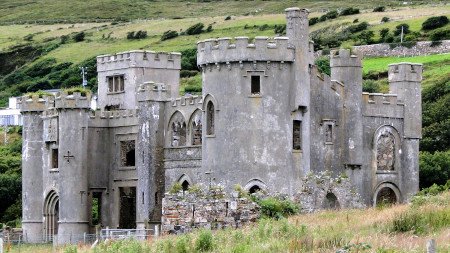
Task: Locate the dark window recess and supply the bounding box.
[293,120,302,150]
[206,101,215,135]
[155,192,158,205]
[51,149,58,168]
[249,185,261,194]
[119,187,136,229]
[107,75,125,93]
[121,140,136,167]
[91,192,102,226]
[251,75,261,94]
[182,180,190,191]
[326,124,333,143]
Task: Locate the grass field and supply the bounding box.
[7,191,450,253]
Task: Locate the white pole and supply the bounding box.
[400,26,404,43]
[0,238,3,253]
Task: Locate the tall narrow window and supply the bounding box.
[51,148,59,168]
[251,75,260,95]
[325,124,333,143]
[121,140,136,167]
[293,120,302,151]
[206,101,215,135]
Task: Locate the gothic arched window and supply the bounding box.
[190,110,202,145]
[206,101,215,135]
[169,111,186,147]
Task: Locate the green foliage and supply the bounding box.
[419,151,450,188]
[161,30,178,41]
[93,239,150,253]
[421,16,449,30]
[390,208,450,235]
[63,86,91,96]
[258,24,270,31]
[195,229,213,252]
[339,242,372,252]
[73,31,85,42]
[355,30,374,45]
[394,23,410,36]
[186,23,204,35]
[362,80,380,93]
[127,30,148,40]
[64,245,78,253]
[379,28,390,41]
[309,17,319,26]
[180,48,198,71]
[345,22,369,33]
[274,24,286,35]
[381,17,390,23]
[257,197,299,220]
[224,16,231,21]
[429,28,450,41]
[180,70,199,78]
[373,6,386,12]
[169,182,183,194]
[340,7,360,16]
[315,56,330,76]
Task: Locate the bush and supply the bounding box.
[195,229,213,252]
[274,24,286,35]
[258,24,270,31]
[23,34,34,41]
[422,16,449,31]
[381,17,390,23]
[161,30,178,41]
[224,16,231,21]
[257,197,299,220]
[186,23,204,35]
[309,17,319,26]
[180,48,198,71]
[355,30,375,45]
[362,80,380,93]
[206,24,213,32]
[373,6,386,12]
[379,28,390,42]
[169,182,182,194]
[315,56,330,76]
[73,32,85,42]
[430,29,450,41]
[127,30,147,40]
[180,70,199,78]
[394,23,410,36]
[340,7,359,16]
[324,10,338,20]
[353,19,359,23]
[60,35,69,44]
[419,151,450,189]
[345,22,369,33]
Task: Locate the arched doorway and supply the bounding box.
[181,180,190,191]
[373,183,400,207]
[43,190,59,242]
[322,192,340,210]
[249,185,261,194]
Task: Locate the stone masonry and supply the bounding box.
[20,7,422,243]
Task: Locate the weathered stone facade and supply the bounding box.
[20,7,422,243]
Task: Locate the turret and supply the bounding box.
[388,62,422,201]
[331,49,363,167]
[53,91,91,244]
[18,95,49,243]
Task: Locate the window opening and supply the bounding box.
[121,140,136,167]
[293,120,302,150]
[206,101,215,135]
[182,180,190,191]
[107,75,125,93]
[325,124,333,143]
[251,75,261,94]
[51,148,58,169]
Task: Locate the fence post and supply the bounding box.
[426,239,436,253]
[155,224,159,237]
[84,232,86,244]
[0,238,3,253]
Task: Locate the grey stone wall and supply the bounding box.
[353,41,450,57]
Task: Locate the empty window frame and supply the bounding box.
[51,148,59,168]
[107,75,125,93]
[293,120,302,151]
[325,124,333,143]
[206,101,215,135]
[251,75,261,95]
[120,140,136,167]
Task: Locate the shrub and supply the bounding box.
[353,19,359,23]
[180,70,198,78]
[324,10,338,20]
[355,30,375,44]
[419,151,450,188]
[315,56,330,76]
[257,197,299,220]
[394,23,410,36]
[345,22,369,33]
[195,229,213,252]
[362,80,380,93]
[161,30,178,41]
[274,24,286,35]
[206,24,213,32]
[169,182,183,193]
[180,48,198,71]
[184,85,202,93]
[60,35,69,44]
[186,23,204,35]
[64,245,78,253]
[23,34,34,41]
[309,17,319,26]
[379,28,390,41]
[225,16,231,21]
[430,29,450,41]
[340,7,359,16]
[73,32,85,42]
[258,24,270,31]
[373,6,386,12]
[381,17,390,23]
[127,30,147,40]
[422,16,449,30]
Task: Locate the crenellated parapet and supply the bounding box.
[362,92,404,118]
[197,36,295,66]
[330,49,362,68]
[97,50,181,72]
[54,92,91,109]
[137,81,170,102]
[18,95,52,112]
[88,109,139,127]
[388,62,422,83]
[170,95,203,108]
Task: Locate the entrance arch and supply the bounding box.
[373,183,400,207]
[322,192,340,210]
[43,190,59,242]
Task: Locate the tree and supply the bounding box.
[379,28,390,42]
[422,16,449,31]
[186,23,204,35]
[394,23,410,36]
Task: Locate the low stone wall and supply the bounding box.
[161,188,259,234]
[353,41,450,57]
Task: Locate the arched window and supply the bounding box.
[249,185,261,194]
[181,180,190,191]
[206,101,215,135]
[376,129,396,171]
[190,110,202,145]
[43,190,59,242]
[168,111,186,147]
[322,192,340,210]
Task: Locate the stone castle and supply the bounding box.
[19,8,422,243]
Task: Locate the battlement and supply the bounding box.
[137,81,170,102]
[89,109,138,120]
[285,7,309,18]
[54,92,91,109]
[330,49,362,68]
[18,95,51,112]
[170,95,203,108]
[88,109,139,128]
[97,50,181,72]
[363,93,402,106]
[362,92,404,118]
[197,36,295,66]
[388,62,422,82]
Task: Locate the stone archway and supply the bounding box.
[373,183,400,207]
[322,192,340,210]
[43,190,59,242]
